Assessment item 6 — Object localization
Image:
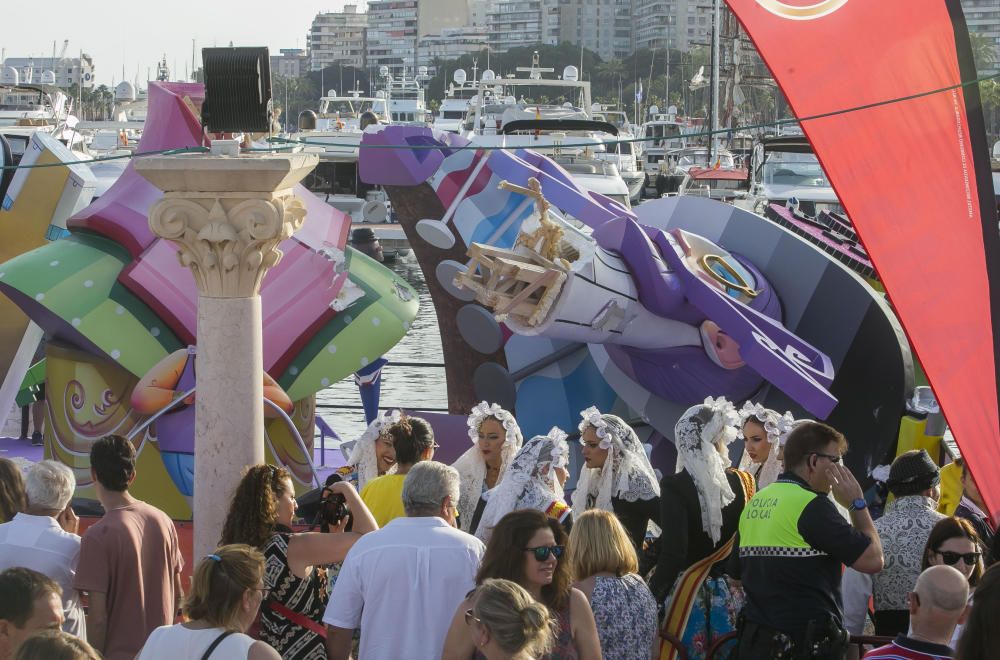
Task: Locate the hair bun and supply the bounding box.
[519,602,548,632]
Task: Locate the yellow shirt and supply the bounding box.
[360,474,407,527]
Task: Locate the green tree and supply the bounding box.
[970,31,998,74]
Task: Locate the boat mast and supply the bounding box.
[709,0,721,162]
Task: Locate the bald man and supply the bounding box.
[863,564,970,659]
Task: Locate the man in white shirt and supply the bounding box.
[324,461,485,660]
[0,460,85,640]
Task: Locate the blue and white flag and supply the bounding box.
[635,80,643,103]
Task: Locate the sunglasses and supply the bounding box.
[464,609,481,626]
[525,545,565,561]
[936,550,981,566]
[810,452,842,464]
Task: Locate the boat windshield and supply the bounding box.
[0,89,47,112]
[677,151,735,169]
[762,151,831,188]
[645,123,683,139]
[319,99,386,117]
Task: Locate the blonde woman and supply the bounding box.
[569,509,658,660]
[453,402,524,534]
[465,578,556,660]
[137,544,280,659]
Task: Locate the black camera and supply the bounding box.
[297,472,352,532]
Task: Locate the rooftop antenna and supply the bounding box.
[516,51,552,81]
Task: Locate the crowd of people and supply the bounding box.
[0,397,997,660]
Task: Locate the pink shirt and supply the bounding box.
[74,500,183,660]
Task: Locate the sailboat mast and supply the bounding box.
[710,0,722,161]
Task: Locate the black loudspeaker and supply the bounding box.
[201,46,272,133]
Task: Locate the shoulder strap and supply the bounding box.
[200,630,236,660]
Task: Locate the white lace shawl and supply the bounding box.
[346,409,401,490]
[453,402,523,532]
[474,428,570,542]
[573,410,660,520]
[736,403,794,489]
[674,398,740,544]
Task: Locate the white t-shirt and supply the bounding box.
[323,516,485,659]
[137,624,256,660]
[0,513,86,639]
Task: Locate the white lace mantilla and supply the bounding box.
[735,402,793,489]
[573,410,660,521]
[454,402,524,532]
[674,397,740,544]
[346,409,401,490]
[475,427,570,542]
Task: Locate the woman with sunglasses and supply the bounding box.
[463,578,556,660]
[443,509,602,660]
[219,464,378,660]
[137,544,280,659]
[575,407,660,553]
[920,516,984,647]
[453,402,524,535]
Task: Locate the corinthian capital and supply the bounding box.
[148,192,307,297]
[134,152,318,298]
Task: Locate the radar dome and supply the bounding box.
[482,69,496,82]
[1,67,19,85]
[115,81,137,101]
[327,89,337,98]
[379,65,390,78]
[562,65,579,82]
[298,110,317,131]
[417,66,429,77]
[453,69,467,85]
[40,70,56,85]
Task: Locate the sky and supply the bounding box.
[0,0,367,87]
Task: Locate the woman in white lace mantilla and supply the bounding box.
[736,402,794,488]
[338,409,401,490]
[574,407,660,551]
[452,401,523,534]
[473,427,573,543]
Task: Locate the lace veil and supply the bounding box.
[572,407,660,520]
[474,427,570,542]
[346,409,401,490]
[453,401,523,532]
[674,397,741,544]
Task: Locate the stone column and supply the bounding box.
[134,153,318,558]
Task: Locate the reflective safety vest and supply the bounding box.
[738,479,829,558]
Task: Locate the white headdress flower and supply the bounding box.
[573,408,660,521]
[453,402,524,532]
[346,409,401,489]
[736,402,794,488]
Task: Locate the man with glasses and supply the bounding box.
[324,461,485,660]
[733,421,884,659]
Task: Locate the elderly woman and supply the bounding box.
[137,544,280,659]
[736,402,794,488]
[335,409,400,490]
[574,407,660,552]
[651,397,756,660]
[474,427,572,542]
[453,402,523,535]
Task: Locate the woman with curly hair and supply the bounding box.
[0,458,26,524]
[452,402,523,535]
[575,407,660,552]
[442,509,602,660]
[219,465,377,660]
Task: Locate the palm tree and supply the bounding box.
[969,31,998,74]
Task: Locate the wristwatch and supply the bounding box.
[849,498,867,512]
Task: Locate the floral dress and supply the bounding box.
[591,574,659,660]
[260,528,330,660]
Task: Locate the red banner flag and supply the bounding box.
[725,0,1000,521]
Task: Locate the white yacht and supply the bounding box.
[298,90,393,224]
[435,68,482,133]
[465,53,632,210]
[593,105,644,203]
[639,107,690,195]
[650,145,737,197]
[737,135,842,217]
[382,66,430,126]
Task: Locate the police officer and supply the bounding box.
[733,421,884,659]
